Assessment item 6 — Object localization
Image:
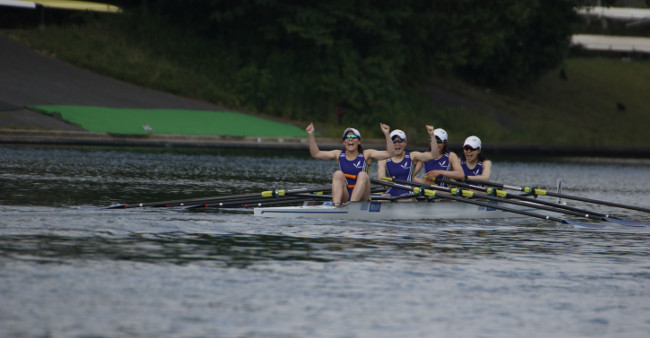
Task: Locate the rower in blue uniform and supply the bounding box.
[338,150,367,196]
[305,122,396,206]
[460,135,492,182]
[420,127,464,186]
[377,129,435,197]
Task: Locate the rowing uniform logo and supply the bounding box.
[461,159,483,178]
[339,153,367,194]
[423,152,451,187]
[386,153,413,196]
[423,152,451,173]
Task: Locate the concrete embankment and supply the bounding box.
[3,129,650,158]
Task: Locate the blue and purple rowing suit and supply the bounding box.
[385,153,413,196]
[338,152,367,195]
[423,151,451,187]
[461,159,483,178]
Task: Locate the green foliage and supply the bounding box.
[428,0,576,87]
[124,0,574,121]
[7,0,599,143]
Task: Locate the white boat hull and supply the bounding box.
[254,200,542,220]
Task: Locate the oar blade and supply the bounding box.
[104,204,127,209]
[562,219,606,229]
[603,217,650,227]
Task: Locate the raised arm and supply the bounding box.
[365,122,396,162]
[306,123,340,160]
[444,152,466,180]
[381,123,396,158]
[410,124,439,163]
[426,124,441,158]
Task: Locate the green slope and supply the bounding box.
[30,106,307,137]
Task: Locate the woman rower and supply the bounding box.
[420,126,464,186]
[460,135,492,182]
[305,122,396,206]
[377,128,437,197]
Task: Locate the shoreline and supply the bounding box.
[2,36,649,159]
[2,129,649,157]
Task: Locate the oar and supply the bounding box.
[184,189,333,209]
[373,178,605,229]
[442,179,649,227]
[193,195,315,209]
[465,178,650,214]
[106,186,332,209]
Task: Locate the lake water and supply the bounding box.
[1,145,649,337]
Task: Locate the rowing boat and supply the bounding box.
[253,199,548,220]
[105,177,649,227]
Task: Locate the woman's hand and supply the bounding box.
[305,122,315,135]
[426,124,435,136]
[425,170,442,181]
[380,123,390,135]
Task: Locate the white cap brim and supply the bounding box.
[433,128,448,142]
[342,127,361,139]
[389,129,406,140]
[464,136,482,149]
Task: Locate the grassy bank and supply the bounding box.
[4,21,649,148]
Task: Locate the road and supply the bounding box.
[0,36,228,131]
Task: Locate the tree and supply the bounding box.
[124,0,576,120]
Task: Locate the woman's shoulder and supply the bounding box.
[387,153,408,163]
[409,150,430,163]
[362,148,383,158]
[331,149,343,158]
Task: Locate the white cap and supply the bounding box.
[464,135,482,149]
[342,127,361,139]
[433,128,448,142]
[389,129,406,140]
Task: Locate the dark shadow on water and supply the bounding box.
[2,230,648,268]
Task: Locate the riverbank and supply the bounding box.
[0,35,303,140]
[3,129,650,158]
[2,36,649,157]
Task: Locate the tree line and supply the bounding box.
[107,0,577,127]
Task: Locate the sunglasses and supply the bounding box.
[344,134,360,140]
[429,138,444,144]
[392,139,405,144]
[464,146,479,151]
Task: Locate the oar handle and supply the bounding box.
[465,179,523,190]
[376,177,604,228]
[466,178,650,214]
[109,185,332,209]
[442,177,617,219]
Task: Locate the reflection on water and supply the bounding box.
[1,145,650,337]
[4,228,649,268]
[3,145,650,209]
[0,146,330,207]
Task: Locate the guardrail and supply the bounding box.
[571,34,650,53]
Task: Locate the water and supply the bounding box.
[1,145,649,337]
